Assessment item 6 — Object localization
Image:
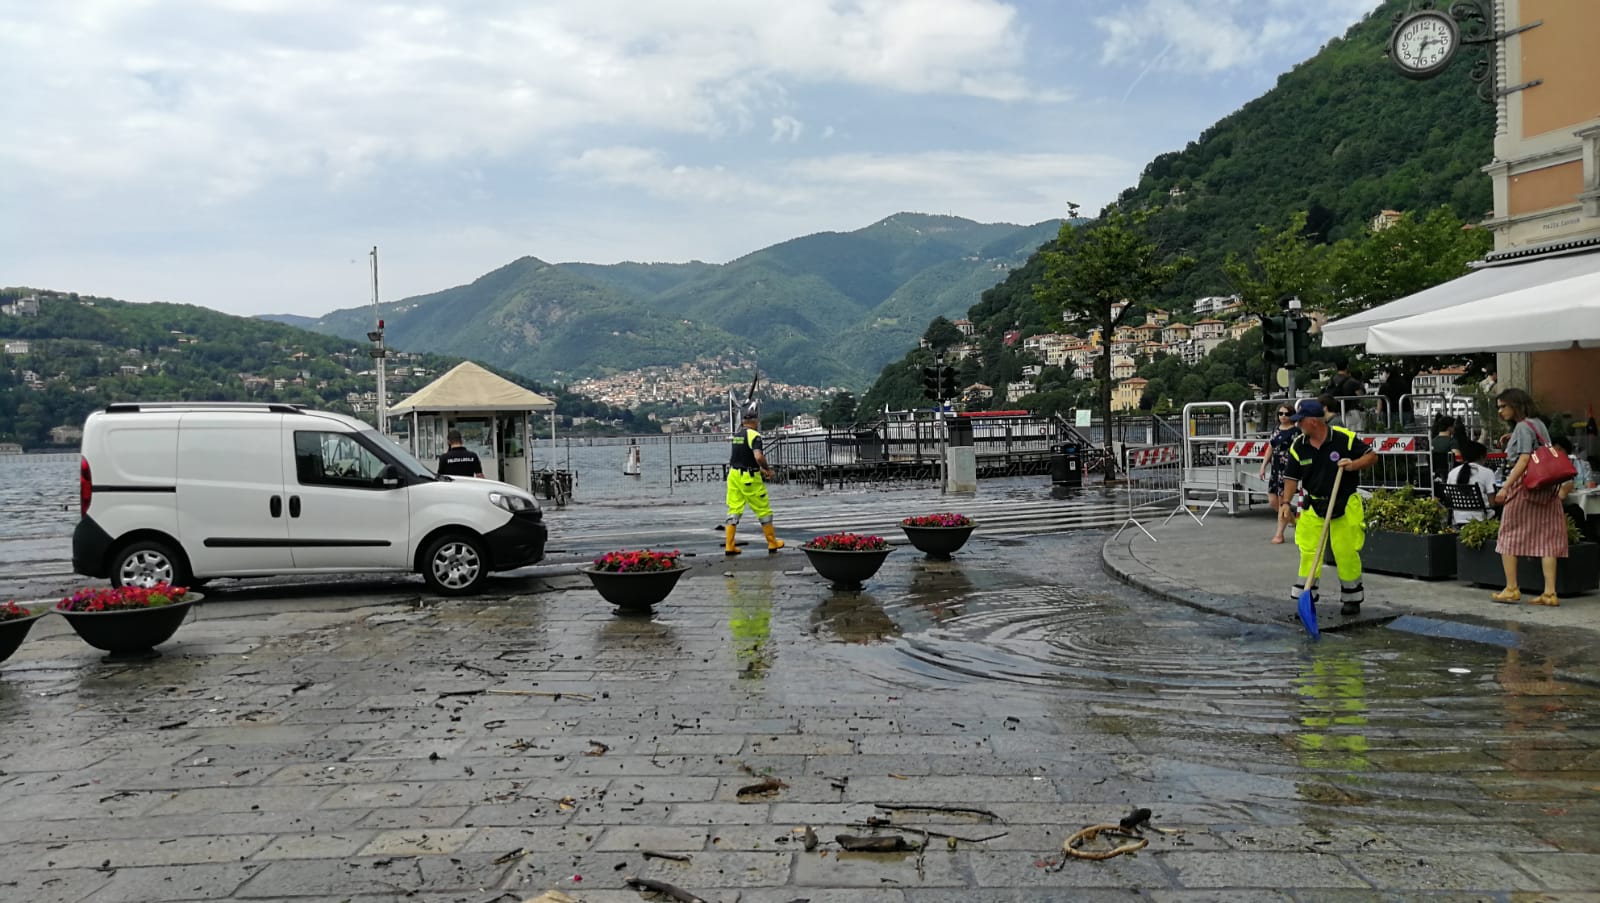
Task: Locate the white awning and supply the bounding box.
[388,361,556,415]
[1320,249,1600,347]
[1364,269,1600,354]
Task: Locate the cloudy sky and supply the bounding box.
[1,0,1382,317]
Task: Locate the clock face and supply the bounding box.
[1391,11,1458,78]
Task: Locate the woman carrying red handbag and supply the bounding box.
[1490,388,1568,606]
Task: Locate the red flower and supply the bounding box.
[0,601,35,622]
[901,513,973,528]
[56,584,189,613]
[590,549,682,573]
[803,532,890,552]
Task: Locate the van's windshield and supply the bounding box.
[362,430,435,479]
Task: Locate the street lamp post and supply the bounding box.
[368,246,388,435]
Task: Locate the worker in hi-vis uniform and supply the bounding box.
[725,402,785,555]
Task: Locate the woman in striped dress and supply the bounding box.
[1490,388,1566,606]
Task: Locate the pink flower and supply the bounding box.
[803,532,890,552]
[591,549,682,573]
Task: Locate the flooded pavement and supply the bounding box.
[3,532,1598,901]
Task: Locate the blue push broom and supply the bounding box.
[1296,464,1345,641]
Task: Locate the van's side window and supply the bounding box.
[294,431,388,488]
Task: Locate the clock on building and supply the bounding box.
[1389,9,1461,79]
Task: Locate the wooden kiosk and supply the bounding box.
[387,361,555,493]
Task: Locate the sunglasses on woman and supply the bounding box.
[1278,410,1292,416]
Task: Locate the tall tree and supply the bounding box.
[1325,207,1493,404]
[1034,207,1192,472]
[921,316,964,352]
[1223,211,1335,316]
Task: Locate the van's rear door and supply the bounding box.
[177,413,294,576]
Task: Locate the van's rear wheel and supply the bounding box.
[422,533,488,595]
[111,539,191,590]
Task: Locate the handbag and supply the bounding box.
[1522,419,1577,490]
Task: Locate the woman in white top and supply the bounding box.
[1446,439,1498,525]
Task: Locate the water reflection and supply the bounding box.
[810,590,899,645]
[727,572,773,680]
[1293,649,1371,772]
[901,561,974,624]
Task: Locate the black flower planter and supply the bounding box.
[57,598,197,660]
[582,566,688,613]
[801,547,893,588]
[900,524,976,559]
[0,610,48,664]
[1456,540,1600,596]
[1327,531,1456,580]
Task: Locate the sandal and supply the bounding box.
[1490,588,1521,603]
[1530,593,1560,607]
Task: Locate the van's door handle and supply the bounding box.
[288,496,301,518]
[269,496,282,518]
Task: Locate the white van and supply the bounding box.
[72,402,547,595]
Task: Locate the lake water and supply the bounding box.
[0,441,1021,598]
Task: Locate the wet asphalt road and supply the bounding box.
[3,530,1598,901]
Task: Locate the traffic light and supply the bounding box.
[922,366,941,400]
[1261,314,1288,370]
[1290,315,1313,368]
[940,367,959,399]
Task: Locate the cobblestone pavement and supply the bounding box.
[3,532,1599,902]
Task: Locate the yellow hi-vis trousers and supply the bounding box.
[725,468,773,526]
[1295,494,1365,587]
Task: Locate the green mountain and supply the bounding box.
[862,0,1495,413]
[0,287,642,448]
[267,213,1061,388]
[1128,0,1493,298]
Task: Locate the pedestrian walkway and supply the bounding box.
[1101,507,1600,684]
[4,532,1599,900]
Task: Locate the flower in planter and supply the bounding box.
[804,532,890,552]
[901,513,974,528]
[590,549,683,573]
[56,583,189,613]
[1,601,36,621]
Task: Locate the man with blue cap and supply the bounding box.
[725,401,784,556]
[1281,398,1378,616]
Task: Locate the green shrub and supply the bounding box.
[1457,514,1583,550]
[1365,485,1451,535]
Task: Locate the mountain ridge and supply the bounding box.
[261,212,1064,388]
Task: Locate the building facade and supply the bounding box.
[1483,0,1600,411]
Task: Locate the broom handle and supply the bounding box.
[1305,464,1346,595]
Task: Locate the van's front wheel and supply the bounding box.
[111,539,191,590]
[422,533,488,595]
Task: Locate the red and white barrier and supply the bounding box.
[1125,446,1180,468]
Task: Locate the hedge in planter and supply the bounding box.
[1456,516,1600,596]
[1328,486,1456,580]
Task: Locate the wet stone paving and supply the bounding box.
[2,532,1599,902]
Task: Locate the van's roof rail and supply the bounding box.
[104,402,308,414]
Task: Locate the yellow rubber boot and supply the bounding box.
[762,523,785,553]
[725,525,741,556]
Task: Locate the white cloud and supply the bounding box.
[0,0,1045,201]
[564,146,1129,221]
[1095,0,1382,73]
[770,115,804,143]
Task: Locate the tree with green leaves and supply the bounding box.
[921,316,964,353]
[1324,207,1493,407]
[1034,207,1192,470]
[818,390,858,428]
[1222,211,1334,317]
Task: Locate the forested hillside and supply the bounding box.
[862,0,1495,415]
[274,213,1061,388]
[0,288,642,447]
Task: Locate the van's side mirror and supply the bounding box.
[379,465,402,488]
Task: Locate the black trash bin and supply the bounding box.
[1050,443,1082,487]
